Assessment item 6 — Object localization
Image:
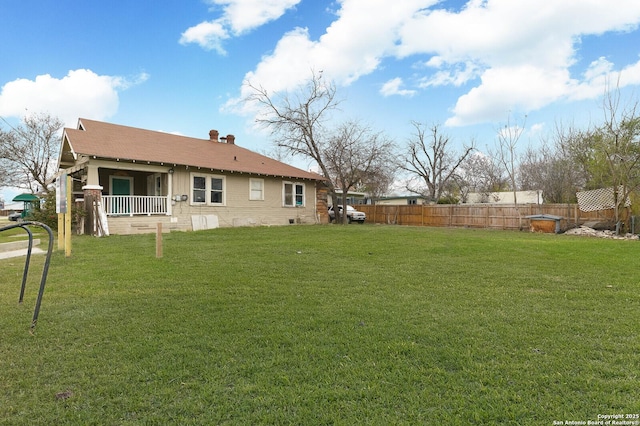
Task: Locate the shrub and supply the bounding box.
[26,191,58,230]
[27,190,83,231]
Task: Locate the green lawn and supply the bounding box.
[1,225,639,425]
[0,218,49,244]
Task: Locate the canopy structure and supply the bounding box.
[12,193,39,202]
[11,193,40,219]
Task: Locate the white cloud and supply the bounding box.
[396,0,640,125]
[221,0,302,33]
[380,78,416,97]
[224,0,640,127]
[419,61,480,88]
[180,0,301,53]
[619,58,640,87]
[567,56,640,101]
[0,69,148,127]
[446,65,571,126]
[179,20,229,54]
[529,122,545,137]
[228,0,434,112]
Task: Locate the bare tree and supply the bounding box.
[457,152,508,203]
[324,121,396,222]
[489,115,526,228]
[399,122,475,203]
[518,130,585,203]
[245,71,395,223]
[493,115,526,201]
[355,164,396,201]
[0,129,18,188]
[565,86,640,232]
[246,70,337,173]
[0,113,64,193]
[0,155,11,188]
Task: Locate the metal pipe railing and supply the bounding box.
[0,221,54,331]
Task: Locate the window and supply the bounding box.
[283,182,304,207]
[191,173,225,205]
[250,178,264,201]
[408,198,417,205]
[193,176,206,203]
[210,177,223,203]
[295,184,304,206]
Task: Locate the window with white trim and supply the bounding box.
[193,176,206,203]
[191,173,225,205]
[210,177,223,203]
[283,182,305,207]
[249,178,264,201]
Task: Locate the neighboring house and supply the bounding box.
[374,195,428,205]
[463,190,543,205]
[55,118,327,235]
[1,201,24,217]
[328,190,368,206]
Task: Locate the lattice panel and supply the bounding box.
[576,186,631,212]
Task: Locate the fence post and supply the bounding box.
[485,206,489,229]
[156,222,163,258]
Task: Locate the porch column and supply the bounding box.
[86,164,99,186]
[167,169,173,216]
[83,185,104,236]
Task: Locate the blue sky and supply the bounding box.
[2,0,640,202]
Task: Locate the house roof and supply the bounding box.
[59,118,325,181]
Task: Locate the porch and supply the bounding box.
[94,164,173,217]
[72,163,176,235]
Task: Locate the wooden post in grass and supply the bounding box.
[58,214,64,251]
[65,175,72,257]
[156,222,163,258]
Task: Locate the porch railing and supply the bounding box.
[102,195,169,216]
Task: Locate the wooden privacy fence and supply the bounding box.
[357,204,614,231]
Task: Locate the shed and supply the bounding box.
[526,214,564,234]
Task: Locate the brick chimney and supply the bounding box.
[209,130,219,142]
[226,134,235,145]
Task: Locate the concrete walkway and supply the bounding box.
[0,239,45,259]
[0,247,45,259]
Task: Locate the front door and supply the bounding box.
[110,176,133,214]
[112,177,131,196]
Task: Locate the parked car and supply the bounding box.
[8,211,22,221]
[328,205,366,223]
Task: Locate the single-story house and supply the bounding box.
[374,195,428,205]
[55,118,328,235]
[463,190,543,205]
[328,190,369,206]
[1,201,24,218]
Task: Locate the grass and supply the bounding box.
[0,218,49,244]
[1,225,639,424]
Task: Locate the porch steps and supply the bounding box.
[106,217,180,235]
